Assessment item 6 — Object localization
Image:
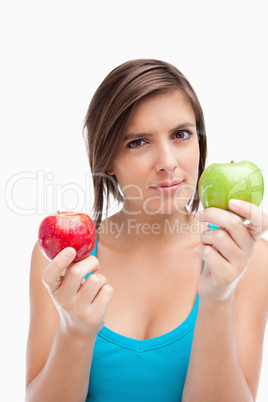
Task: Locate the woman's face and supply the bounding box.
[109,90,200,217]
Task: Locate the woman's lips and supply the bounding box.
[148,180,184,194]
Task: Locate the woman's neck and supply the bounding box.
[99,208,203,247]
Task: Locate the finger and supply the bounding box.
[78,272,108,304]
[197,207,250,249]
[201,228,239,264]
[228,199,268,240]
[198,245,238,286]
[60,256,100,298]
[41,247,76,292]
[89,284,114,317]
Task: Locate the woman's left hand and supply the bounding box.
[196,199,268,302]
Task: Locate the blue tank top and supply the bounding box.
[86,224,217,401]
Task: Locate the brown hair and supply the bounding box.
[83,59,207,227]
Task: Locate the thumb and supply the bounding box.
[41,247,76,292]
[228,199,268,240]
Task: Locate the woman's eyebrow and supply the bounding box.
[170,122,196,132]
[124,133,153,141]
[124,122,196,141]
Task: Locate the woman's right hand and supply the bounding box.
[41,247,113,339]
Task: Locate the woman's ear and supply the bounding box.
[106,167,115,175]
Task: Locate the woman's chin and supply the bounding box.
[141,201,190,217]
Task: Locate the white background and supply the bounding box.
[1,1,268,400]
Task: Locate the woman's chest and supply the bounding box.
[97,247,203,340]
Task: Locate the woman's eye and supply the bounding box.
[126,139,146,148]
[173,130,193,140]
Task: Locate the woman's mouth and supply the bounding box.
[148,180,184,194]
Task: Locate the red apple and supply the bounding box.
[38,211,97,263]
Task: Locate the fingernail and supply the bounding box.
[63,248,75,259]
[229,199,241,210]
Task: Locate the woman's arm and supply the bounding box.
[25,243,113,402]
[182,201,268,402]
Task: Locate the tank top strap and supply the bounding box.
[90,230,98,257]
[208,223,219,230]
[84,231,98,280]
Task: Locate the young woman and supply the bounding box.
[26,59,268,401]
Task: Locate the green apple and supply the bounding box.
[198,160,264,210]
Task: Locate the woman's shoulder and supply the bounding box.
[236,236,268,319]
[254,236,268,257]
[30,241,51,277]
[247,236,268,282]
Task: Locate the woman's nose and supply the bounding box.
[154,143,178,174]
